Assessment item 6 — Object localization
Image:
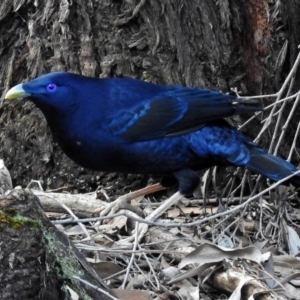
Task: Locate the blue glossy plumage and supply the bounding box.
[6,72,300,194]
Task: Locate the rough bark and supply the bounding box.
[0,189,116,300]
[0,0,300,191]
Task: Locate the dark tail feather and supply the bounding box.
[246,149,300,187]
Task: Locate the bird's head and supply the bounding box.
[5,72,81,115]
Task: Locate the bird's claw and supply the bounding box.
[100,194,144,217]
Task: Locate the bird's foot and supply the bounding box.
[124,191,184,242]
[98,185,184,243]
[99,183,165,217]
[99,193,143,217]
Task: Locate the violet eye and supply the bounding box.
[46,83,57,92]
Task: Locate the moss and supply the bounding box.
[42,229,82,277]
[42,229,93,300]
[0,210,40,229]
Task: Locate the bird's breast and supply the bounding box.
[55,126,199,174]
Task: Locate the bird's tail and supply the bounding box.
[245,147,300,187]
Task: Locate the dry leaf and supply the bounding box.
[91,261,123,279]
[179,243,262,269]
[113,289,151,300]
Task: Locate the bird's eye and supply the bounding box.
[46,83,57,92]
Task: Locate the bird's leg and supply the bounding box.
[128,191,184,242]
[99,184,183,242]
[99,183,165,217]
[127,169,198,241]
[144,191,183,221]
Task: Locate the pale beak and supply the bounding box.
[5,83,31,100]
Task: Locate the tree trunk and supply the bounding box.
[0,189,116,300]
[0,0,299,191]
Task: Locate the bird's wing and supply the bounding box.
[104,88,261,141]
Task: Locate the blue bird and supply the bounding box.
[5,72,300,195]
